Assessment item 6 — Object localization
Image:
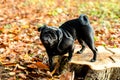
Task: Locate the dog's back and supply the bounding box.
[59,15,94,40]
[59,19,79,39]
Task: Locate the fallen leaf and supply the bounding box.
[21,25,29,29]
[27,63,37,69]
[35,62,49,70]
[16,64,26,70]
[18,73,26,79]
[9,72,16,76]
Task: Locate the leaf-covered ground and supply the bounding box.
[0,0,120,80]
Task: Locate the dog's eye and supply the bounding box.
[44,31,49,34]
[45,35,49,37]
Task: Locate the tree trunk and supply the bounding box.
[59,46,120,80]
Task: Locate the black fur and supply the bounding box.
[38,14,97,72]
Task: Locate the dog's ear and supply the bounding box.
[78,14,90,25]
[38,25,47,32]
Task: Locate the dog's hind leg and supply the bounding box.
[67,45,74,61]
[77,39,86,54]
[84,36,97,62]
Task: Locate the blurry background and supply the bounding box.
[0,0,119,48]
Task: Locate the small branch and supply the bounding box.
[109,56,115,63]
[104,46,115,54]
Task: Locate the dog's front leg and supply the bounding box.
[48,56,54,72]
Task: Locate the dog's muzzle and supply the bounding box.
[43,40,49,44]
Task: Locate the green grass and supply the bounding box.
[25,0,120,20]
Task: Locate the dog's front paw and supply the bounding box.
[49,66,54,72]
[90,59,96,62]
[66,57,71,62]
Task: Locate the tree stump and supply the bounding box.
[68,46,120,80]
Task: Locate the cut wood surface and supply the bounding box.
[71,46,120,70]
[68,46,120,80]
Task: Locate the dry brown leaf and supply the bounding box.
[18,73,27,79]
[27,63,38,69]
[2,63,16,67]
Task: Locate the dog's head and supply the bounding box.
[38,25,62,47]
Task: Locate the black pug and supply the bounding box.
[38,14,97,72]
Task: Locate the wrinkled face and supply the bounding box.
[39,26,58,47]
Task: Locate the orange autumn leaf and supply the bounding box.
[14,36,19,41]
[27,63,38,69]
[0,27,4,32]
[27,62,49,70]
[35,62,49,70]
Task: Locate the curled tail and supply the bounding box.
[78,14,90,26]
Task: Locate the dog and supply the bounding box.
[38,14,97,72]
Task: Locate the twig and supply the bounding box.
[104,46,115,54]
[109,56,115,63]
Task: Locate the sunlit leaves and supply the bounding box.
[4,24,12,29]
